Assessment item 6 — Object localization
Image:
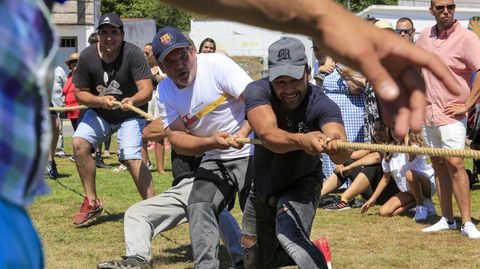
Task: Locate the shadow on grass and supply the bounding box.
[151,236,232,268]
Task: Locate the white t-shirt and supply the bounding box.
[157,53,253,160]
[382,150,435,193]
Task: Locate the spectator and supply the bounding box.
[361,129,436,222]
[72,12,155,227]
[395,17,416,43]
[199,37,216,53]
[417,0,480,239]
[142,42,167,175]
[62,53,81,130]
[46,65,66,179]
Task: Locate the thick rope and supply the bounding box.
[233,138,480,159]
[48,101,155,121]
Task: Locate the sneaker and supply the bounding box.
[95,155,110,169]
[146,161,154,171]
[461,222,480,239]
[422,217,457,233]
[414,205,428,222]
[313,237,332,269]
[73,197,104,227]
[97,255,151,269]
[46,160,58,179]
[324,200,350,211]
[113,164,128,173]
[349,198,365,208]
[423,198,436,216]
[55,150,66,158]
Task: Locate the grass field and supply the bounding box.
[30,136,480,269]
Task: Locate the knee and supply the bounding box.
[378,207,393,217]
[72,138,91,155]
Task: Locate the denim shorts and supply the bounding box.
[73,109,145,160]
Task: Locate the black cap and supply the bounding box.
[97,12,123,30]
[152,26,190,63]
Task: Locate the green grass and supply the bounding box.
[30,136,480,268]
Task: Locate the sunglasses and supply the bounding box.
[395,29,413,35]
[433,4,456,12]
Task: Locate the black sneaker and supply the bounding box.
[95,155,109,169]
[349,198,365,208]
[324,200,350,211]
[97,255,151,269]
[46,160,58,179]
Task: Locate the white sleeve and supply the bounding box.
[212,54,252,99]
[381,158,390,173]
[157,82,180,129]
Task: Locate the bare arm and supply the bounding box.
[142,118,166,141]
[361,172,390,213]
[74,86,116,109]
[164,117,230,156]
[162,0,461,138]
[119,79,153,110]
[445,70,480,117]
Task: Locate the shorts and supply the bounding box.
[423,119,467,150]
[73,109,145,160]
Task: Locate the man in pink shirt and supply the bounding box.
[417,0,480,239]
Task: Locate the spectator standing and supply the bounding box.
[417,0,480,239]
[199,37,216,53]
[62,53,81,130]
[46,65,66,179]
[396,17,416,43]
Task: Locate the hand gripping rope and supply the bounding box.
[49,105,480,159]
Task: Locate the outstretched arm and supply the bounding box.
[162,0,461,138]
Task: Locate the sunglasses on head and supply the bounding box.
[433,4,456,12]
[395,29,413,35]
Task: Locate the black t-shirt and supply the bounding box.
[73,41,152,123]
[170,150,202,187]
[244,78,343,196]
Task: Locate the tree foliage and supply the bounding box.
[101,0,200,31]
[337,0,398,13]
[100,0,398,31]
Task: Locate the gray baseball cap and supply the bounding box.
[268,37,307,82]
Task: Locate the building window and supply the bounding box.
[60,37,77,48]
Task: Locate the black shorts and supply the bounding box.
[336,163,399,205]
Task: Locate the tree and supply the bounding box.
[101,0,200,31]
[337,0,398,13]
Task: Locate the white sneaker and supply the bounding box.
[461,222,480,239]
[422,217,456,233]
[414,205,428,222]
[423,198,436,216]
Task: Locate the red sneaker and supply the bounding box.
[314,237,332,269]
[73,197,104,227]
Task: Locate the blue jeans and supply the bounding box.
[73,109,145,160]
[0,199,43,269]
[242,175,327,269]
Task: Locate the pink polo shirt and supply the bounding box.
[417,21,480,126]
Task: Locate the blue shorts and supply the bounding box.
[73,109,146,160]
[0,199,43,269]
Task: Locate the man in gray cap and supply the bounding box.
[241,37,350,268]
